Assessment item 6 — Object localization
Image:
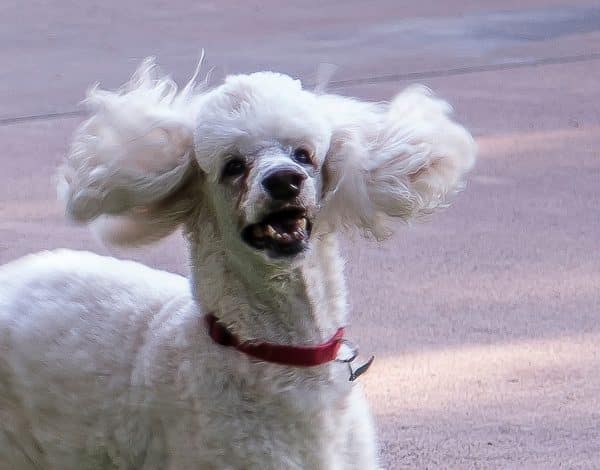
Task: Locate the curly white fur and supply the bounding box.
[57,58,202,245]
[0,59,476,469]
[318,85,475,238]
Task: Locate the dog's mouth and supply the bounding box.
[241,208,313,257]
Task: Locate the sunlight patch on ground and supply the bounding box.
[477,126,600,157]
[364,333,600,416]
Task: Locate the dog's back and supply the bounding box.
[0,250,192,469]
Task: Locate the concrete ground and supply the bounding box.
[1,1,599,468]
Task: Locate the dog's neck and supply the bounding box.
[186,212,347,345]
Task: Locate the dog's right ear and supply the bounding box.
[58,59,203,246]
[318,86,476,239]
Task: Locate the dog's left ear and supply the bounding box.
[319,86,476,238]
[57,58,203,245]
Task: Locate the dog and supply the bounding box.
[0,59,476,469]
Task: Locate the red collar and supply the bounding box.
[204,314,345,367]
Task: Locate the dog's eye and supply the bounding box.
[292,148,312,165]
[222,158,246,178]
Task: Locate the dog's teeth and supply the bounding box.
[265,225,276,237]
[281,233,291,242]
[298,218,307,230]
[274,233,283,240]
[293,231,301,240]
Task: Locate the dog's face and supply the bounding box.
[194,73,333,260]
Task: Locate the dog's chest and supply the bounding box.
[156,371,354,469]
[223,401,344,467]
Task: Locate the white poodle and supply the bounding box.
[0,59,476,469]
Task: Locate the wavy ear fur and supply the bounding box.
[319,85,476,239]
[58,59,202,245]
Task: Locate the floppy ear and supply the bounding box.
[57,58,202,245]
[319,85,476,239]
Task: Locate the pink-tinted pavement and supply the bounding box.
[1,2,600,468]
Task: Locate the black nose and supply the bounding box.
[262,169,306,200]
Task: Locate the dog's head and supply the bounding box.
[191,72,330,259]
[59,59,476,262]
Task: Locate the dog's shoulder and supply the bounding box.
[1,249,187,296]
[0,249,192,339]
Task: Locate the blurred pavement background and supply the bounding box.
[1,1,599,468]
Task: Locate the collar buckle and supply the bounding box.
[335,339,375,381]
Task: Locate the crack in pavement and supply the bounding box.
[0,110,85,127]
[2,52,599,128]
[325,51,600,88]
